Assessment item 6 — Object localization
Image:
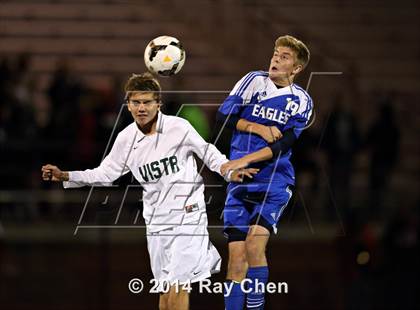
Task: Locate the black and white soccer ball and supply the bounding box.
[144,36,186,77]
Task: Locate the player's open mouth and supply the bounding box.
[271,66,278,72]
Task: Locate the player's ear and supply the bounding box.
[292,64,303,75]
[125,94,131,111]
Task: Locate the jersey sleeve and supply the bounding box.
[283,94,313,139]
[217,71,261,118]
[63,132,131,188]
[184,120,228,176]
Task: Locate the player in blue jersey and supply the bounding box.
[217,35,313,310]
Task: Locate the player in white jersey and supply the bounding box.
[41,72,258,310]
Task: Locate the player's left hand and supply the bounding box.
[230,168,260,183]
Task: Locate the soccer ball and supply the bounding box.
[144,36,186,77]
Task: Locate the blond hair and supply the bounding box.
[275,35,310,69]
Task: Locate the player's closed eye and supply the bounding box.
[129,99,156,106]
[273,53,288,61]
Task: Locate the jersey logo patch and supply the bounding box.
[257,91,267,101]
[185,203,199,213]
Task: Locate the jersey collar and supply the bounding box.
[268,79,297,96]
[135,111,164,138]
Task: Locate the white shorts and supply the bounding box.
[146,213,221,292]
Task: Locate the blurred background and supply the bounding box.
[0,0,419,309]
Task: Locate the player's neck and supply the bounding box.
[137,114,158,135]
[271,76,294,88]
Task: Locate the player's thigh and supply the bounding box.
[170,229,204,278]
[224,192,251,242]
[169,214,220,284]
[146,229,175,287]
[249,185,293,235]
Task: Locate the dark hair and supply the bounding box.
[124,72,161,102]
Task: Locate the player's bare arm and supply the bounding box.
[221,124,297,175]
[236,118,282,143]
[221,147,273,175]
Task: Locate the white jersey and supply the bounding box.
[64,112,228,232]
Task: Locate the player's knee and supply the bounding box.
[228,253,248,277]
[168,293,178,310]
[229,257,247,273]
[159,295,169,310]
[167,298,176,310]
[245,239,266,261]
[168,288,188,310]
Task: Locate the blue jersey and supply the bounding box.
[218,71,313,186]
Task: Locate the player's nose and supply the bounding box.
[136,103,146,111]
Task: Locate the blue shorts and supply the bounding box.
[223,182,293,242]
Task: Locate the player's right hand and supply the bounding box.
[221,158,250,175]
[257,125,282,143]
[41,164,65,182]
